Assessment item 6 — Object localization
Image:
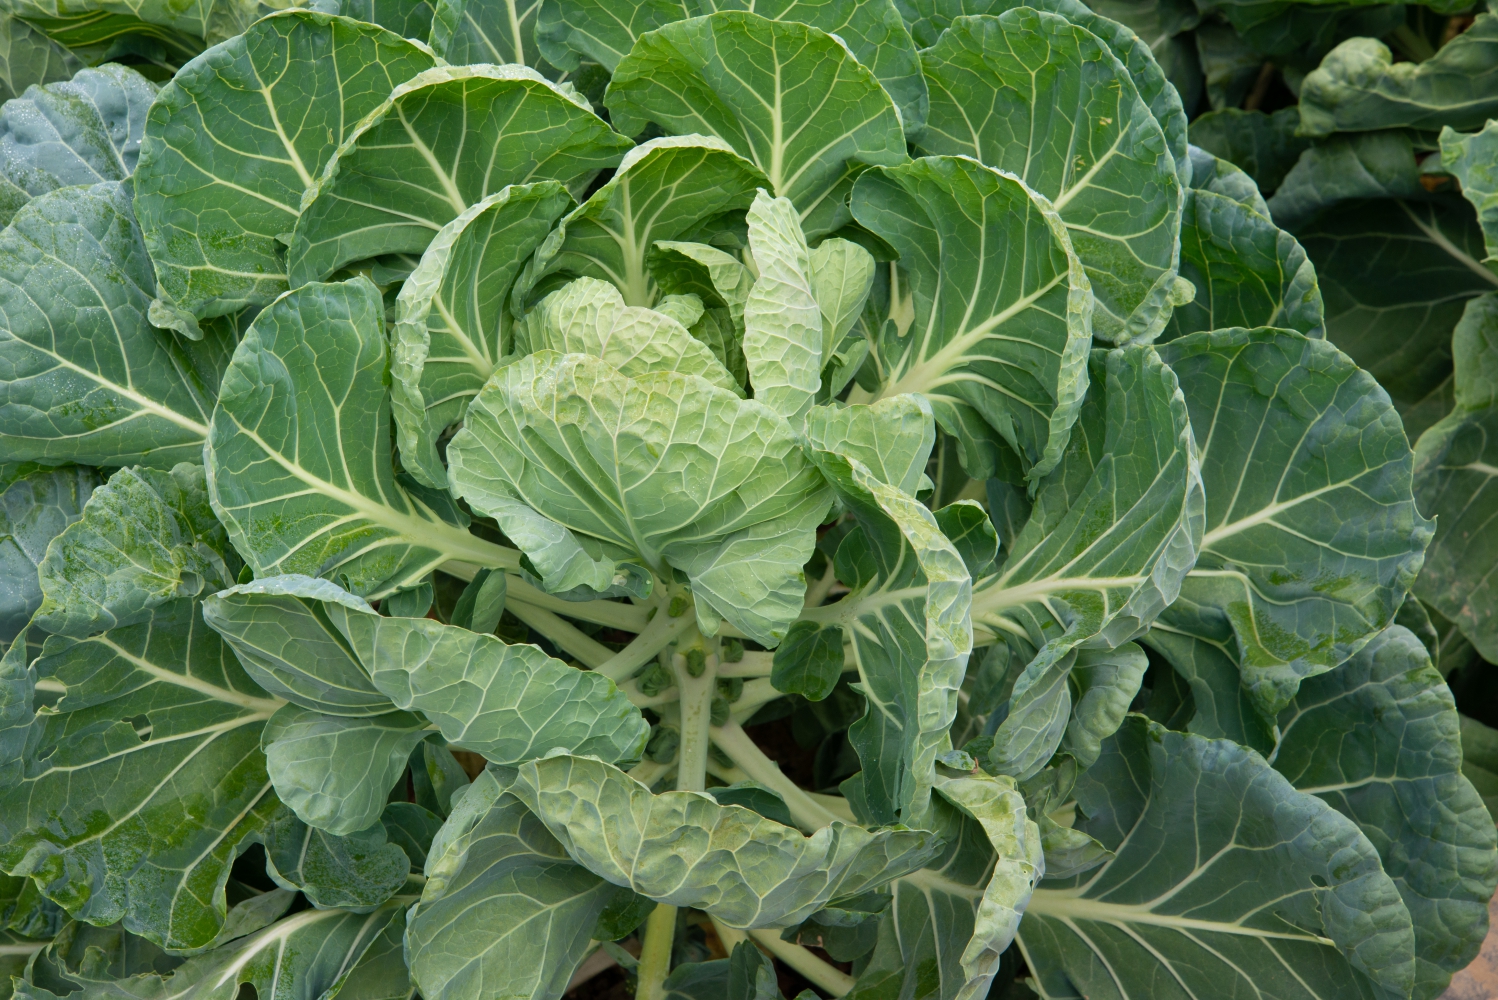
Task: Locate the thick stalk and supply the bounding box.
[635,903,678,1000]
[504,600,613,667]
[716,651,774,678]
[708,917,855,997]
[439,565,651,631]
[711,722,844,832]
[594,609,696,682]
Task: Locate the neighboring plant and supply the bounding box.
[0,1,1493,1000]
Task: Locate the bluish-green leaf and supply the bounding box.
[261,809,409,912]
[0,465,94,644]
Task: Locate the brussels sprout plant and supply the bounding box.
[0,0,1495,998]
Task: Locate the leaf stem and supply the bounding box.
[710,722,845,832]
[635,903,678,1000]
[717,651,774,677]
[594,609,697,682]
[504,599,613,667]
[709,917,854,997]
[438,565,651,631]
[674,629,717,794]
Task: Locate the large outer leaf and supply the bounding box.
[0,63,156,227]
[391,181,573,489]
[132,11,436,331]
[448,350,831,646]
[0,599,284,951]
[1155,327,1433,716]
[1298,17,1498,137]
[1290,195,1496,440]
[1273,625,1498,1000]
[1412,292,1498,661]
[518,135,763,309]
[802,400,969,826]
[1161,147,1324,341]
[1442,121,1498,265]
[0,17,78,103]
[1267,132,1425,232]
[848,772,1041,1000]
[287,64,631,288]
[0,181,223,467]
[848,155,1092,483]
[1018,717,1417,1000]
[406,766,635,1000]
[0,465,94,644]
[510,752,941,929]
[535,0,927,134]
[207,277,518,600]
[34,464,233,638]
[605,11,906,234]
[914,10,1185,344]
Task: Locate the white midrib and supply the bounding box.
[972,575,1147,616]
[95,635,284,713]
[1025,891,1335,945]
[211,908,350,990]
[1199,479,1352,549]
[1400,201,1498,288]
[33,341,209,438]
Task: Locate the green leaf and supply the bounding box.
[1273,625,1498,999]
[1267,132,1426,231]
[516,277,738,391]
[742,191,823,423]
[338,0,434,38]
[391,181,574,489]
[809,236,876,368]
[1059,641,1147,769]
[428,0,548,67]
[972,345,1202,778]
[288,64,631,288]
[449,350,831,645]
[847,770,1040,1000]
[1017,717,1417,1000]
[449,568,506,635]
[1462,714,1498,818]
[0,181,224,467]
[510,752,942,928]
[381,801,444,870]
[519,136,763,312]
[0,599,284,950]
[605,11,906,234]
[1140,627,1277,754]
[261,809,409,911]
[201,575,390,717]
[848,155,1092,483]
[35,464,233,637]
[1442,121,1498,265]
[707,781,793,827]
[132,10,437,330]
[0,465,95,644]
[406,766,635,1000]
[0,64,156,228]
[1188,107,1310,195]
[1298,17,1498,137]
[261,704,429,836]
[0,16,79,103]
[1155,327,1434,715]
[804,414,969,825]
[326,602,649,766]
[1161,149,1324,342]
[207,277,518,600]
[770,619,844,703]
[1413,292,1498,661]
[913,10,1185,343]
[2,0,277,46]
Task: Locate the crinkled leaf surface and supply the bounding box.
[849,155,1092,483]
[449,351,830,645]
[207,277,518,600]
[605,11,906,235]
[288,64,631,287]
[261,809,409,912]
[1018,717,1417,1000]
[0,181,224,467]
[914,10,1184,343]
[510,753,941,929]
[741,191,822,423]
[0,464,94,644]
[132,11,436,329]
[1155,327,1433,716]
[391,181,573,489]
[0,598,284,950]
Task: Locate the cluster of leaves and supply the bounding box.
[0,0,1493,998]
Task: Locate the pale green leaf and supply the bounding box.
[913,10,1185,343]
[261,809,409,911]
[449,350,831,645]
[390,181,573,489]
[35,464,233,637]
[1156,327,1434,716]
[848,155,1092,483]
[808,237,874,368]
[648,239,753,336]
[261,704,429,836]
[805,393,934,498]
[518,135,763,310]
[1298,17,1498,137]
[0,64,156,227]
[0,16,79,103]
[207,277,519,600]
[288,64,631,288]
[0,598,284,950]
[0,181,225,466]
[1018,717,1417,1000]
[406,766,636,1000]
[605,11,906,234]
[1442,121,1498,265]
[132,11,437,330]
[510,752,941,928]
[742,191,822,423]
[381,801,443,870]
[0,465,94,644]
